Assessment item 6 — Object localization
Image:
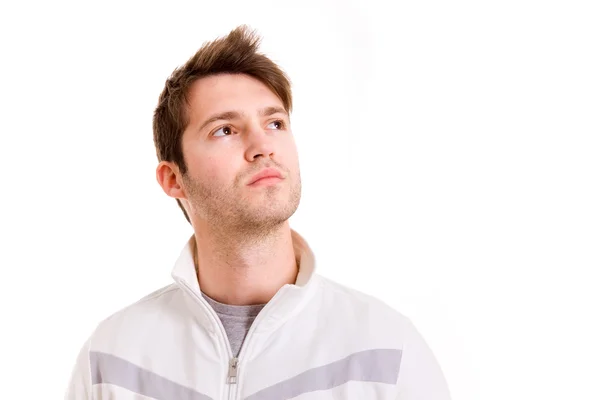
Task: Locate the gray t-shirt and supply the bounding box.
[201,292,267,358]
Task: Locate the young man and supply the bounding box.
[65,25,452,400]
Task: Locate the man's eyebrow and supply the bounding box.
[198,106,288,133]
[198,111,242,133]
[259,106,288,118]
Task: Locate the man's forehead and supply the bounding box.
[187,77,286,121]
[189,73,279,99]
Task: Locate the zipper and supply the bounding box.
[179,279,288,400]
[228,356,239,400]
[228,356,238,383]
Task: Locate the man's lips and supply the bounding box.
[248,168,284,185]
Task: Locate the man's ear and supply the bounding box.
[156,161,186,200]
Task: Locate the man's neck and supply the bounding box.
[192,221,299,306]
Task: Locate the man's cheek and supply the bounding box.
[203,160,235,187]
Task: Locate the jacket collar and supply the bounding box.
[171,228,319,333]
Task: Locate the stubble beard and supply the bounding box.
[183,171,301,239]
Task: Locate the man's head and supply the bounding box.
[154,26,301,234]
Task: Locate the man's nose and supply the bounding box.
[244,121,276,161]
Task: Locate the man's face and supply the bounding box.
[179,73,301,233]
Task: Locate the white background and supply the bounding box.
[1,0,599,399]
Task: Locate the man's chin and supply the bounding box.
[239,205,297,225]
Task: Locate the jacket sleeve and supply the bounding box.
[64,338,93,400]
[396,317,452,400]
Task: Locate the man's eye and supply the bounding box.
[267,120,285,130]
[213,126,232,137]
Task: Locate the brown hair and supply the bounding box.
[152,25,293,223]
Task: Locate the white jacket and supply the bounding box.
[66,229,452,399]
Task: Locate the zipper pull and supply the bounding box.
[228,357,238,384]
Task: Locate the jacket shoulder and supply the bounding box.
[315,274,411,330]
[89,283,181,342]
